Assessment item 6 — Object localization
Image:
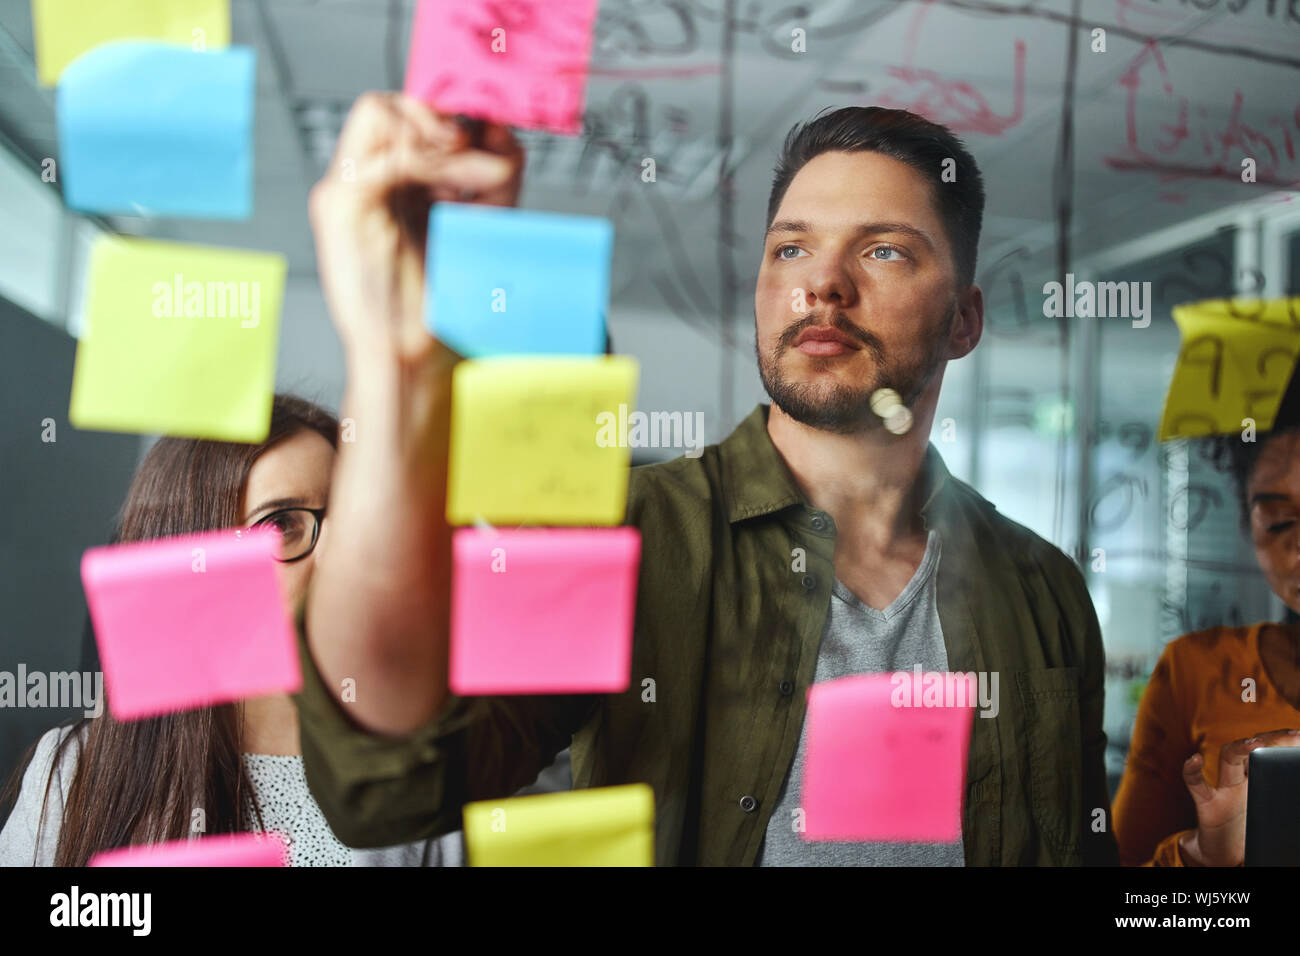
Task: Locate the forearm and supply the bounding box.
[300,94,524,739]
[307,343,458,734]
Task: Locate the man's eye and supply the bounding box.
[1268,520,1295,534]
[774,244,804,260]
[870,246,903,261]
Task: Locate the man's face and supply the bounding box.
[755,149,965,434]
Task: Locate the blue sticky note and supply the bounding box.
[426,203,612,357]
[58,41,255,219]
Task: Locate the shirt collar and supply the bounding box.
[718,403,950,525]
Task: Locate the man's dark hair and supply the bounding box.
[766,106,985,288]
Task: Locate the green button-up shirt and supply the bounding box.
[294,403,1119,866]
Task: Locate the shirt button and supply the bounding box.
[811,514,827,531]
[779,679,795,697]
[801,573,816,590]
[739,795,758,813]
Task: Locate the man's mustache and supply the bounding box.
[778,312,884,358]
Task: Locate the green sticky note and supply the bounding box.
[32,0,230,86]
[464,785,654,867]
[69,235,284,442]
[447,356,639,526]
[1158,297,1300,440]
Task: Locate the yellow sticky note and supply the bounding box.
[448,356,639,525]
[32,0,230,85]
[69,235,284,442]
[1158,298,1300,440]
[464,784,654,867]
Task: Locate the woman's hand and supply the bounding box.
[1179,728,1300,865]
[308,92,523,368]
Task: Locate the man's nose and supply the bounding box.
[799,257,858,311]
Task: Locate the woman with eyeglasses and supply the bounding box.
[0,394,462,866]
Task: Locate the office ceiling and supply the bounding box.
[0,0,1296,389]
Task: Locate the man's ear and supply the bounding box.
[948,284,983,360]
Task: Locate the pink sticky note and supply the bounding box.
[801,672,974,842]
[404,0,599,135]
[89,832,289,867]
[450,527,640,694]
[81,527,301,721]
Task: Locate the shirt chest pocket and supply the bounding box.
[1014,667,1083,862]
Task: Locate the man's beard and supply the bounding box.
[755,306,953,435]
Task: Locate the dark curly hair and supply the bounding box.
[1208,423,1300,530]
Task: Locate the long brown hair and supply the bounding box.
[33,395,337,866]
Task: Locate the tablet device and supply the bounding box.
[1244,746,1300,866]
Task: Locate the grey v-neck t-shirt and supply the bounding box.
[757,529,966,866]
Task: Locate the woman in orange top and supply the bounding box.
[1113,427,1300,866]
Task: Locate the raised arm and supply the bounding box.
[304,93,523,735]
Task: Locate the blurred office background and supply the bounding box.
[2,0,1300,805]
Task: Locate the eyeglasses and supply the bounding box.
[248,507,326,563]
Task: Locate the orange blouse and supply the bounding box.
[1112,623,1300,866]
